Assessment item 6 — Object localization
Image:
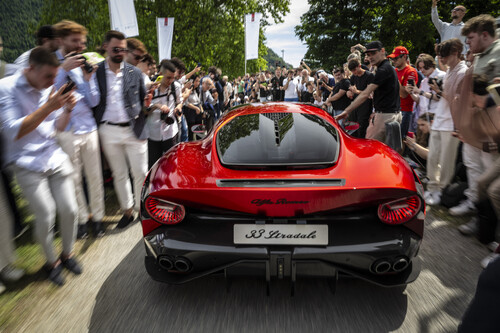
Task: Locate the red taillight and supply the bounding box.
[145,197,185,225]
[378,195,422,225]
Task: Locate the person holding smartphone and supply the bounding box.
[52,20,105,239]
[0,47,80,286]
[387,46,418,138]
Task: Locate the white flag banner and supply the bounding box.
[157,17,175,61]
[108,0,139,37]
[245,13,262,60]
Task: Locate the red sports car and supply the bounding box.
[140,103,425,292]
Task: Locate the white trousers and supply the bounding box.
[14,161,77,264]
[0,175,15,270]
[426,130,460,192]
[98,124,148,212]
[58,130,105,224]
[462,143,497,203]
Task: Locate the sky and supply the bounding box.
[264,0,310,68]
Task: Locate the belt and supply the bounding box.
[374,110,400,114]
[100,121,130,127]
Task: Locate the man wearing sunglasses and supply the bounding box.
[93,30,148,229]
[125,38,146,67]
[432,0,467,51]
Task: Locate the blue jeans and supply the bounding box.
[284,98,298,102]
[180,115,188,142]
[332,110,344,126]
[400,111,413,138]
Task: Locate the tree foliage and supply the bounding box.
[264,47,293,70]
[32,0,290,78]
[296,0,500,70]
[0,0,44,62]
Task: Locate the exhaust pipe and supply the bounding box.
[372,260,391,274]
[158,256,174,270]
[392,257,409,272]
[174,257,192,272]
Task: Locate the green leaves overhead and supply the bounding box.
[29,0,291,78]
[295,0,500,70]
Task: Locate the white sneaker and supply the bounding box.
[0,282,5,295]
[0,265,25,282]
[487,241,499,252]
[425,191,441,205]
[458,217,479,236]
[481,253,500,269]
[449,200,476,216]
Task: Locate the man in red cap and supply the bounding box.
[388,46,418,138]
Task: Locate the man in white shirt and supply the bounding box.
[431,0,467,50]
[93,31,147,229]
[0,47,80,286]
[283,70,299,102]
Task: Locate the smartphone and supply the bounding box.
[408,79,415,86]
[407,131,415,139]
[155,75,163,83]
[62,78,76,94]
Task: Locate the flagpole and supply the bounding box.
[244,14,247,76]
[108,0,113,29]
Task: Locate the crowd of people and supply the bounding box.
[0,4,499,328]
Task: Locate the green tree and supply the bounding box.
[0,0,44,62]
[264,47,293,70]
[35,0,290,78]
[296,0,500,69]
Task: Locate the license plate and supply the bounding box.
[234,224,328,245]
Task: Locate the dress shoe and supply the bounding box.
[93,221,105,238]
[44,263,65,286]
[76,223,89,239]
[116,213,134,229]
[61,256,82,275]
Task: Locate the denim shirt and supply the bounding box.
[0,73,69,172]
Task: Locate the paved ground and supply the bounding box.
[1,205,489,333]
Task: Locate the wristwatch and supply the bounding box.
[419,91,424,96]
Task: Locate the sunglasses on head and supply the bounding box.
[112,47,127,53]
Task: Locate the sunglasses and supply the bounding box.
[365,50,379,56]
[112,47,127,53]
[452,8,464,12]
[131,53,144,61]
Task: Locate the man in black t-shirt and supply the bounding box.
[326,67,351,117]
[336,41,401,143]
[270,67,285,101]
[347,59,375,138]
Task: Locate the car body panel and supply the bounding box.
[140,102,425,288]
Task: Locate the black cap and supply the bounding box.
[364,41,383,52]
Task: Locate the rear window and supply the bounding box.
[216,112,339,169]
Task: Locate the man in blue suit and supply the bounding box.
[93,30,147,229]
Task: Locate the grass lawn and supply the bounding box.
[0,181,120,330]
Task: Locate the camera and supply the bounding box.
[429,77,443,90]
[408,79,415,86]
[79,55,94,73]
[160,112,175,125]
